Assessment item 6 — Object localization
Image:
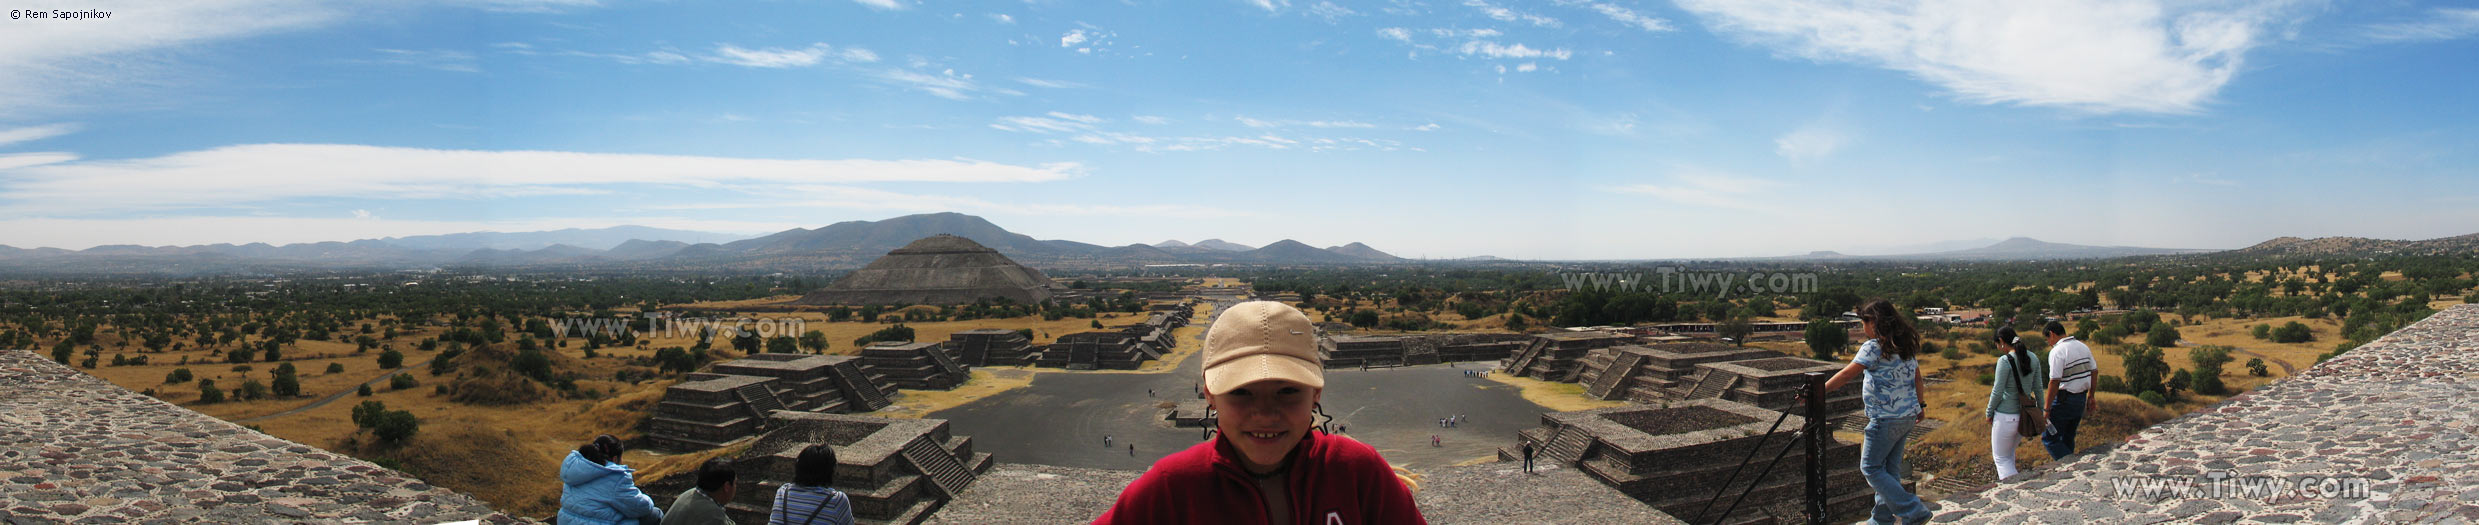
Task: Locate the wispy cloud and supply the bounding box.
[1676,0,2313,114]
[1378,27,1415,42]
[650,184,1247,218]
[1307,1,1357,23]
[1245,0,1290,14]
[444,0,600,13]
[1774,125,1846,162]
[1456,41,1572,60]
[0,215,794,251]
[1017,77,1087,89]
[1609,169,1785,213]
[875,68,1004,100]
[710,43,877,68]
[850,0,906,10]
[1237,116,1378,128]
[989,13,1015,24]
[1463,0,1560,27]
[1555,0,1671,32]
[0,1,346,117]
[0,144,1082,216]
[0,124,80,147]
[989,114,1407,153]
[358,48,481,73]
[2363,8,2479,43]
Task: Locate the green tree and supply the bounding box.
[799,330,829,353]
[2245,358,2269,377]
[238,379,269,401]
[2271,321,2313,343]
[1717,317,1755,347]
[197,380,225,404]
[1803,319,1849,360]
[352,400,388,428]
[326,363,345,374]
[2187,347,2231,396]
[271,364,301,397]
[373,410,420,445]
[2145,322,2181,347]
[377,349,404,369]
[1348,310,1381,329]
[512,348,553,383]
[165,368,194,384]
[390,373,417,391]
[766,335,798,354]
[2250,324,2271,340]
[358,384,373,397]
[51,340,75,364]
[2121,344,2170,396]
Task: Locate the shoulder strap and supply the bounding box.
[796,487,830,525]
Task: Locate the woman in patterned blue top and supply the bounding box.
[1821,299,1932,524]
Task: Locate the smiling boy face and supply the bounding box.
[1211,377,1321,472]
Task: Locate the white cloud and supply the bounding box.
[1456,41,1573,60]
[0,144,1082,216]
[1017,77,1086,89]
[1378,27,1415,42]
[1561,1,1671,32]
[850,0,906,10]
[874,68,993,100]
[1676,0,2311,114]
[1046,112,1104,124]
[1237,116,1373,128]
[0,1,344,117]
[1515,62,1539,72]
[1773,126,1846,162]
[0,215,796,251]
[1246,0,1290,14]
[1463,0,1561,27]
[990,13,1015,24]
[2363,8,2479,43]
[444,0,599,13]
[1432,28,1504,38]
[360,48,481,73]
[1132,115,1171,125]
[1061,30,1092,47]
[1308,1,1358,23]
[0,124,79,147]
[990,115,1405,153]
[0,152,78,171]
[1414,123,1441,131]
[1609,169,1785,213]
[352,209,373,220]
[710,43,840,68]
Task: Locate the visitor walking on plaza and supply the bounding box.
[558,435,666,525]
[769,444,855,525]
[1818,299,1933,524]
[1985,326,2047,481]
[2042,320,2098,461]
[661,458,735,525]
[1521,442,1536,473]
[1099,301,1427,524]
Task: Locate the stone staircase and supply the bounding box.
[1585,352,1647,400]
[832,361,892,411]
[1686,369,1738,400]
[1503,338,1550,376]
[921,341,968,376]
[734,383,786,429]
[1542,425,1597,466]
[899,436,974,499]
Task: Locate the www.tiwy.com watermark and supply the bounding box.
[2111,471,2371,501]
[552,314,806,340]
[1557,269,1816,298]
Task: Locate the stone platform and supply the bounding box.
[1935,304,2479,523]
[0,349,518,523]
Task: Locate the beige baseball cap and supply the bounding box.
[1202,301,1324,395]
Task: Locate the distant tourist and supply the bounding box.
[661,458,736,525]
[1984,326,2046,481]
[1819,300,1933,524]
[769,444,854,525]
[2042,320,2098,461]
[1521,442,1536,473]
[558,435,666,525]
[1098,301,1426,524]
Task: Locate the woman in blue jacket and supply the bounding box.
[560,435,665,525]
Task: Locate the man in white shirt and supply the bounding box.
[2042,320,2098,460]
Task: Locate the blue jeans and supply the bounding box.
[2043,390,2087,461]
[1862,417,1932,524]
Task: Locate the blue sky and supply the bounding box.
[1,0,2475,259]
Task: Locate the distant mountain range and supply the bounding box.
[2,213,2469,276]
[0,212,1405,274]
[1762,237,2213,261]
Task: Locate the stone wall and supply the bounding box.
[1934,304,2479,523]
[0,350,519,523]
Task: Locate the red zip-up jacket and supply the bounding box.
[1096,430,1425,525]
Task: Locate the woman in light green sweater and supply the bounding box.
[1986,325,2046,481]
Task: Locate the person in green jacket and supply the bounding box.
[1986,325,2047,481]
[661,458,736,525]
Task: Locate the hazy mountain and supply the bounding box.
[605,239,690,260]
[1325,242,1402,261]
[2231,232,2479,257]
[1153,240,1191,249]
[1191,239,1256,252]
[1246,240,1360,263]
[1914,237,2210,260]
[381,226,747,251]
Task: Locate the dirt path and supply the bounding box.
[237,356,439,424]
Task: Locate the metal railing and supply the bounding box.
[1691,371,1830,525]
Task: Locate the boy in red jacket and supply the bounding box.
[1096,301,1426,525]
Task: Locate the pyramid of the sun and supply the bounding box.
[790,234,1059,306]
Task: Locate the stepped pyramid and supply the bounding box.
[790,234,1059,306]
